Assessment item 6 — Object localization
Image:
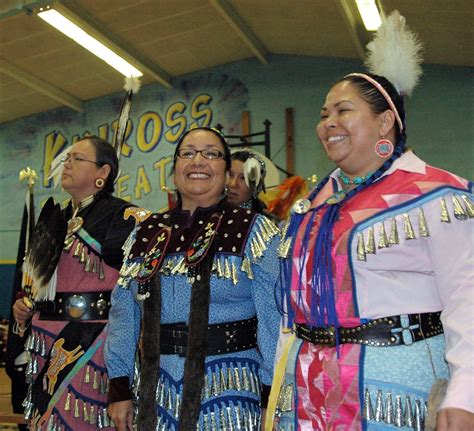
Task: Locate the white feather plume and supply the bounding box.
[47,145,70,188]
[243,157,261,192]
[124,76,141,94]
[365,10,423,96]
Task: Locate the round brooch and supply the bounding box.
[67,216,83,236]
[292,198,311,214]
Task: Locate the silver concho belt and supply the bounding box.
[35,291,111,321]
[295,311,443,347]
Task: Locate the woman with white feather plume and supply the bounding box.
[227,149,269,214]
[267,11,473,431]
[11,78,140,430]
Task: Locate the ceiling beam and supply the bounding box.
[375,0,387,21]
[336,0,372,60]
[0,58,83,112]
[210,0,268,64]
[0,0,49,20]
[36,0,173,88]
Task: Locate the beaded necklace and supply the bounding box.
[338,170,373,187]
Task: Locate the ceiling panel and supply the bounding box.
[0,0,471,124]
[383,0,473,66]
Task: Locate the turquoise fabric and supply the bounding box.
[363,335,448,430]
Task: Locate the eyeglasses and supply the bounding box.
[61,154,100,166]
[177,148,225,160]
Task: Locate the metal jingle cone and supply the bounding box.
[220,408,227,430]
[211,370,220,397]
[414,399,423,431]
[440,198,451,223]
[374,390,384,422]
[385,392,394,424]
[64,391,71,411]
[395,395,404,427]
[452,195,468,220]
[364,388,375,421]
[389,217,400,245]
[233,367,242,391]
[461,194,474,217]
[210,411,218,431]
[242,366,251,392]
[404,396,414,428]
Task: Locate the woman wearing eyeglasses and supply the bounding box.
[12,136,135,430]
[105,127,281,431]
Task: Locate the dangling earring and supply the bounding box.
[375,137,394,158]
[95,178,105,188]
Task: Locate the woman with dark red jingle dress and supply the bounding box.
[12,136,135,430]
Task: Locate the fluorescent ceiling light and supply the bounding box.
[37,8,143,78]
[355,0,382,31]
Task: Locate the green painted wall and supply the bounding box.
[0,55,472,265]
[207,55,473,181]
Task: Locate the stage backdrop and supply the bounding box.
[0,55,473,316]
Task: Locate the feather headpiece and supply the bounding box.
[47,77,141,188]
[242,150,266,197]
[365,10,423,96]
[47,145,70,188]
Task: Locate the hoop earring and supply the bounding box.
[375,138,394,158]
[95,178,105,188]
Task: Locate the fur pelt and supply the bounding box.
[179,246,215,429]
[137,277,161,431]
[425,378,448,430]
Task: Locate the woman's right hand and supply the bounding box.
[108,400,134,431]
[12,298,33,326]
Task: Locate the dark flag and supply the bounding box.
[6,171,35,428]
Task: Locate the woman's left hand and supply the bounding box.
[436,408,474,431]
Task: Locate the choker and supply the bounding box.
[338,170,373,187]
[71,194,96,218]
[239,199,253,209]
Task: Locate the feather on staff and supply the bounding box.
[113,76,141,161]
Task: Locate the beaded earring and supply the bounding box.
[375,138,394,158]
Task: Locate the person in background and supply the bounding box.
[12,136,135,430]
[227,149,268,214]
[267,11,473,431]
[105,127,281,431]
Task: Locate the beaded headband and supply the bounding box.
[345,72,404,132]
